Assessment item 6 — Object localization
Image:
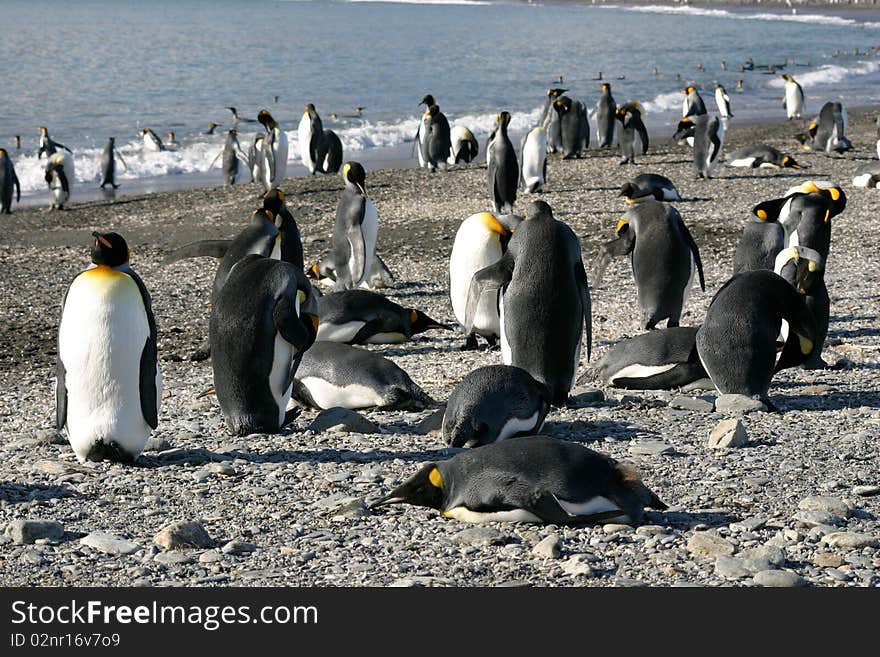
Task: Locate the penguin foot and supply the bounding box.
[801,357,828,370]
[761,397,781,413]
[460,335,479,351]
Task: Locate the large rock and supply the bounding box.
[561,554,596,577]
[80,531,140,555]
[628,441,675,456]
[753,570,806,588]
[687,531,735,558]
[452,527,506,547]
[714,394,766,414]
[670,396,714,412]
[5,520,64,545]
[798,496,850,519]
[821,532,879,549]
[707,418,748,449]
[154,521,214,550]
[308,408,380,434]
[413,407,445,436]
[532,534,561,559]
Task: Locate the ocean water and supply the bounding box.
[2,0,880,202]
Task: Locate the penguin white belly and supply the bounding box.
[686,136,695,148]
[447,126,469,165]
[521,128,547,192]
[499,294,512,365]
[352,199,378,287]
[609,363,677,384]
[417,115,428,168]
[299,377,385,409]
[449,227,502,336]
[143,134,159,151]
[271,129,288,186]
[876,139,880,160]
[442,507,542,524]
[852,173,872,188]
[661,187,681,201]
[785,86,803,117]
[729,157,756,168]
[495,410,541,443]
[59,267,155,462]
[269,333,295,427]
[270,234,282,260]
[558,495,620,518]
[297,115,314,171]
[316,320,364,343]
[758,162,779,169]
[778,198,796,245]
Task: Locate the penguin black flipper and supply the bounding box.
[57,169,70,196]
[163,239,231,264]
[265,132,277,186]
[708,122,723,165]
[56,359,68,430]
[636,117,649,155]
[508,488,624,526]
[674,212,705,291]
[752,196,791,222]
[574,250,593,361]
[592,229,636,285]
[464,253,515,334]
[13,170,20,203]
[130,271,159,429]
[349,318,386,344]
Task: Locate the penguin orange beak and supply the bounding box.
[92,232,113,249]
[307,313,320,333]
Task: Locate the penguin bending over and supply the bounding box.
[419,104,452,172]
[619,173,681,203]
[696,270,817,408]
[540,88,567,154]
[775,245,829,369]
[371,435,667,526]
[553,96,589,159]
[0,149,21,214]
[442,365,549,448]
[292,342,433,410]
[520,126,548,193]
[732,202,784,274]
[57,232,160,463]
[307,252,395,290]
[673,115,725,179]
[211,255,318,436]
[782,74,805,120]
[330,162,379,290]
[465,200,591,405]
[682,86,707,118]
[100,137,127,190]
[317,129,343,174]
[448,126,479,164]
[798,102,852,154]
[258,109,289,190]
[316,289,448,344]
[594,83,616,148]
[615,102,649,165]
[487,111,519,214]
[44,151,74,210]
[726,144,801,169]
[588,326,708,390]
[594,199,704,330]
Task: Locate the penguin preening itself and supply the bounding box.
[258,109,289,191]
[682,86,707,118]
[210,254,318,436]
[782,74,805,120]
[552,96,589,159]
[487,111,519,214]
[442,365,549,448]
[465,200,591,405]
[57,232,160,463]
[329,162,379,291]
[696,269,817,408]
[540,88,567,155]
[852,160,880,189]
[797,102,852,154]
[99,137,127,190]
[775,245,829,369]
[520,126,548,193]
[449,212,518,350]
[587,326,708,390]
[292,342,434,411]
[419,104,452,172]
[142,128,165,152]
[38,127,72,159]
[732,202,784,275]
[448,125,479,164]
[615,102,649,165]
[714,83,733,119]
[44,151,74,210]
[0,148,21,214]
[594,199,705,330]
[594,83,616,148]
[210,129,249,186]
[371,435,667,526]
[673,115,725,179]
[315,289,448,344]
[726,144,801,169]
[307,252,395,290]
[619,173,681,203]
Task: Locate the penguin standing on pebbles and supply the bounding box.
[371,435,667,526]
[714,83,733,120]
[774,246,829,369]
[553,96,589,159]
[0,149,21,214]
[520,126,548,193]
[595,83,616,148]
[57,232,160,463]
[258,109,288,190]
[330,162,379,291]
[673,115,724,179]
[487,111,519,214]
[782,74,805,120]
[419,104,452,172]
[615,102,649,165]
[44,151,74,210]
[540,88,567,154]
[797,102,852,154]
[99,137,126,190]
[732,203,784,274]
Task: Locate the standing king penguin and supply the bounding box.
[673,115,725,179]
[541,88,567,154]
[44,151,74,210]
[595,83,616,148]
[520,126,548,193]
[782,74,805,120]
[420,104,452,172]
[616,102,649,165]
[553,96,590,159]
[57,232,160,463]
[714,83,733,119]
[682,86,707,118]
[330,162,379,290]
[0,149,21,214]
[258,109,288,191]
[487,111,518,214]
[99,137,126,190]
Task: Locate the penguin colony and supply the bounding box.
[14,68,874,534]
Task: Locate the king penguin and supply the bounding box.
[487,111,518,214]
[38,127,72,159]
[615,102,649,165]
[673,115,725,179]
[594,199,705,330]
[298,103,324,175]
[258,109,289,191]
[99,137,126,190]
[552,96,589,159]
[774,245,829,369]
[726,144,801,170]
[465,200,591,405]
[797,102,852,154]
[142,128,165,152]
[0,148,21,214]
[520,126,548,193]
[44,151,74,210]
[595,83,616,148]
[732,202,784,274]
[540,88,567,154]
[211,129,248,186]
[57,232,161,463]
[210,254,318,436]
[852,160,880,189]
[371,435,667,526]
[714,83,733,119]
[419,104,452,172]
[619,173,681,202]
[330,162,379,290]
[448,125,479,164]
[682,86,707,117]
[782,73,805,120]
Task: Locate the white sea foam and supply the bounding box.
[766,61,880,88]
[346,0,491,6]
[642,91,681,115]
[603,4,880,29]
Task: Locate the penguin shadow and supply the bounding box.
[372,341,452,358]
[540,419,650,445]
[777,389,880,412]
[137,447,229,469]
[721,172,811,181]
[0,481,83,504]
[660,509,739,530]
[199,445,455,466]
[828,326,880,339]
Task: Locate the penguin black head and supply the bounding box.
[228,128,237,137]
[427,104,441,117]
[370,463,445,511]
[672,117,695,142]
[142,128,150,135]
[408,309,450,335]
[547,88,567,99]
[91,232,129,268]
[553,97,572,114]
[262,188,285,215]
[781,155,801,169]
[601,83,611,92]
[40,127,48,135]
[306,263,320,280]
[257,109,276,131]
[496,110,512,127]
[419,94,435,107]
[343,161,367,195]
[304,103,316,114]
[618,182,654,204]
[525,199,553,221]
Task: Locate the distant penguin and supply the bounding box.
[227,107,257,126]
[875,114,880,159]
[733,203,784,274]
[258,109,289,190]
[315,289,448,344]
[594,199,705,330]
[142,128,165,152]
[682,86,707,118]
[57,232,160,462]
[298,103,325,175]
[782,74,805,120]
[100,137,126,189]
[44,151,74,210]
[292,342,433,410]
[248,133,265,184]
[38,127,72,159]
[595,83,616,148]
[0,148,21,214]
[317,129,343,174]
[852,160,880,188]
[520,126,548,193]
[696,269,817,407]
[465,200,591,405]
[448,125,479,164]
[449,212,513,350]
[13,135,20,151]
[619,173,681,203]
[774,245,829,369]
[552,96,589,159]
[714,83,733,119]
[330,162,379,290]
[210,129,248,186]
[371,435,667,525]
[798,102,852,154]
[165,132,178,149]
[615,102,649,165]
[540,88,567,154]
[487,111,519,214]
[443,365,549,448]
[589,326,708,390]
[414,94,435,167]
[420,104,452,172]
[673,115,725,179]
[726,144,801,169]
[211,254,318,436]
[205,122,221,135]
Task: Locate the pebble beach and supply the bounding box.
[1,109,878,588]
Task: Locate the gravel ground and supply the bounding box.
[1,109,878,588]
